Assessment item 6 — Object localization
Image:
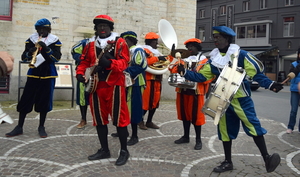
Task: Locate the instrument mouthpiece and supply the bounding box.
[175,52,181,58]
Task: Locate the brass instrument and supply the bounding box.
[150,60,170,69]
[145,19,178,75]
[29,36,42,68]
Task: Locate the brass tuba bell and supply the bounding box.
[145,19,178,75]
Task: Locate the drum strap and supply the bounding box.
[214,51,239,125]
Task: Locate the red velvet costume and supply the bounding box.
[76,37,130,127]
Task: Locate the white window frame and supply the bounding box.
[285,0,294,6]
[198,27,205,42]
[199,9,205,19]
[260,0,267,9]
[234,20,272,47]
[243,1,250,12]
[283,17,294,37]
[220,5,226,16]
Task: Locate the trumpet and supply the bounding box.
[29,36,42,68]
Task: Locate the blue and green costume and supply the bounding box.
[184,48,274,141]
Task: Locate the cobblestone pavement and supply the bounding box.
[0,100,299,177]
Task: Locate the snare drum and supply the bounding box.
[168,73,196,89]
[202,61,246,124]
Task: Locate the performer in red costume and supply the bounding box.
[169,38,213,150]
[76,15,130,166]
[139,32,171,130]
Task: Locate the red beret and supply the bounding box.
[93,15,114,24]
[184,38,202,45]
[145,32,159,39]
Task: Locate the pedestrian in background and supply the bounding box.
[286,48,300,134]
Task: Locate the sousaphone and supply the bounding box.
[145,19,178,75]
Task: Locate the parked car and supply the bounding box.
[246,76,260,91]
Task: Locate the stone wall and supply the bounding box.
[0,0,196,101]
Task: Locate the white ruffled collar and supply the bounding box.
[95,32,119,49]
[142,45,162,56]
[184,52,205,62]
[209,44,240,68]
[30,32,58,46]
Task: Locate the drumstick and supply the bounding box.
[281,72,296,84]
[176,52,183,76]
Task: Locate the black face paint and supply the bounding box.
[213,33,229,51]
[96,23,111,38]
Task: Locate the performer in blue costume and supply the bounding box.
[6,18,62,138]
[71,36,95,129]
[177,26,283,173]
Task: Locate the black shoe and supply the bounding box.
[265,153,281,172]
[174,136,189,144]
[5,126,23,137]
[127,137,139,146]
[194,140,202,150]
[88,148,111,160]
[115,149,130,166]
[38,126,47,138]
[111,133,119,137]
[213,160,233,173]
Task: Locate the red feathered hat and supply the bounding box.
[93,15,114,25]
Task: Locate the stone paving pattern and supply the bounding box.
[0,101,299,177]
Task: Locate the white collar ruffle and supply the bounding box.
[142,45,162,57]
[30,32,59,46]
[184,52,206,62]
[209,44,240,68]
[95,32,119,49]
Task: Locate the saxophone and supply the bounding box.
[28,36,42,68]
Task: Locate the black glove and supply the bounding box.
[158,56,167,61]
[76,74,85,83]
[177,64,185,76]
[28,47,37,56]
[37,41,49,51]
[269,82,283,93]
[99,52,113,68]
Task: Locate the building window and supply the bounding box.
[243,1,250,12]
[283,17,294,37]
[237,26,246,39]
[256,24,267,37]
[220,5,226,15]
[247,25,255,38]
[260,0,267,9]
[237,24,266,39]
[285,0,294,6]
[199,9,205,19]
[0,0,12,21]
[198,27,205,42]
